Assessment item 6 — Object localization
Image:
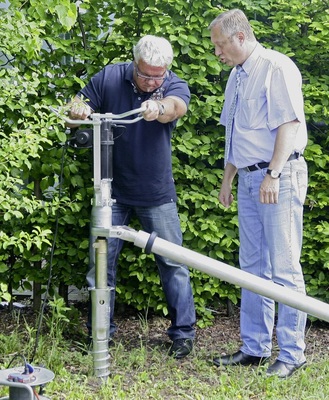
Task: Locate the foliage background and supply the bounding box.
[0,0,328,325]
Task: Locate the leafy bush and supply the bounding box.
[0,0,328,325]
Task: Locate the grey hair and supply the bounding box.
[133,35,174,67]
[209,9,256,41]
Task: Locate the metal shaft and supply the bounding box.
[49,106,147,380]
[90,238,111,380]
[111,226,329,323]
[100,121,114,180]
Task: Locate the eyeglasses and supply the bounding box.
[134,65,167,82]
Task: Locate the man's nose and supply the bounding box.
[146,78,157,84]
[215,47,222,56]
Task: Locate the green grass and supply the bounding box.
[0,303,329,399]
[1,340,328,399]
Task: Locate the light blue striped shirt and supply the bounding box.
[220,43,307,168]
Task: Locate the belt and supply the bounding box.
[244,152,302,172]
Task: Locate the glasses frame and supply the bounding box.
[134,64,168,82]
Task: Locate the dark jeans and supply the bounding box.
[87,202,196,341]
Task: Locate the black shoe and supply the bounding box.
[213,350,270,367]
[266,360,306,378]
[168,338,193,359]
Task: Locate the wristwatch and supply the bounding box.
[266,169,281,179]
[157,101,165,116]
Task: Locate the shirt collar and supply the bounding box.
[125,61,135,82]
[241,42,264,76]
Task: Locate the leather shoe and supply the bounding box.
[266,360,306,378]
[213,350,270,367]
[168,338,193,359]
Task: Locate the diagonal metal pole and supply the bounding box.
[109,226,329,323]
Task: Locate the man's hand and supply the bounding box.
[218,163,237,208]
[218,183,234,208]
[259,175,280,204]
[69,100,92,120]
[65,97,92,128]
[141,100,160,121]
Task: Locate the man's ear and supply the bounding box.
[237,31,245,45]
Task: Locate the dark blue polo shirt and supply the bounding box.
[79,62,190,206]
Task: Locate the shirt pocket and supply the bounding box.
[238,96,268,130]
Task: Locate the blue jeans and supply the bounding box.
[237,157,307,364]
[87,202,196,341]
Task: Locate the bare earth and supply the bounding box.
[113,305,329,362]
[1,301,329,363]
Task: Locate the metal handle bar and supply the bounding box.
[49,106,147,125]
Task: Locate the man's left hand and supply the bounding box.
[142,100,160,121]
[259,175,280,204]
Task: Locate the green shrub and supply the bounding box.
[0,0,328,325]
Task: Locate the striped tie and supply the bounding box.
[224,65,242,166]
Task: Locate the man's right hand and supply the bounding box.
[218,163,237,208]
[218,184,234,208]
[65,97,92,127]
[69,99,91,121]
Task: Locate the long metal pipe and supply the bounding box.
[111,226,329,323]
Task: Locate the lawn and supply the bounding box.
[0,300,328,399]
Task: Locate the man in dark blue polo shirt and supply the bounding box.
[68,35,196,359]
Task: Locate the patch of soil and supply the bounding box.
[1,299,329,363]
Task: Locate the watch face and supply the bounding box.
[267,169,281,178]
